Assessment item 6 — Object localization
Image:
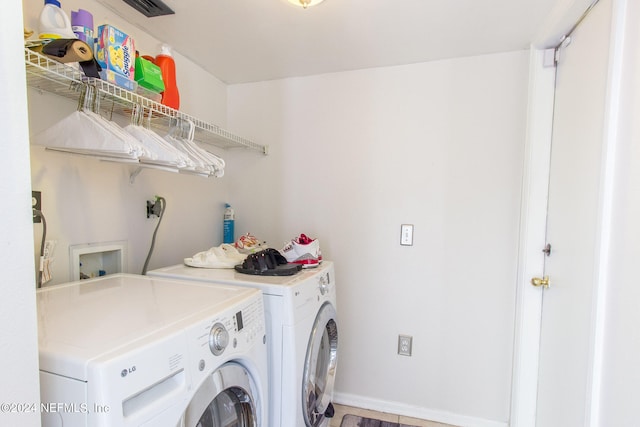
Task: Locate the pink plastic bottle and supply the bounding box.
[155,44,180,110]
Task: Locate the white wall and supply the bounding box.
[0,1,41,426]
[228,51,530,426]
[597,0,640,424]
[23,0,235,284]
[13,0,640,425]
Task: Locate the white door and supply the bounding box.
[535,0,612,425]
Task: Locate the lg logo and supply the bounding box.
[121,366,136,378]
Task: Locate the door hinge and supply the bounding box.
[543,48,557,68]
[554,36,572,65]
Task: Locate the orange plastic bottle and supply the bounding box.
[154,44,180,110]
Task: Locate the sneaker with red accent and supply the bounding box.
[280,234,322,268]
[235,233,267,254]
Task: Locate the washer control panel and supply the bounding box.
[188,292,265,364]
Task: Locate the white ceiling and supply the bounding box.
[94,0,575,84]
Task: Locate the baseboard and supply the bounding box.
[333,392,508,427]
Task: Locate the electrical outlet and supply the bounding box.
[146,200,161,218]
[146,200,155,218]
[398,335,413,356]
[32,191,42,223]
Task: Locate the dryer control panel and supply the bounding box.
[185,291,265,376]
[206,295,264,356]
[317,270,332,296]
[288,265,336,322]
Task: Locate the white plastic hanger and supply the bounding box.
[33,84,141,161]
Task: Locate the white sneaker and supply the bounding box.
[280,234,322,268]
[235,233,267,254]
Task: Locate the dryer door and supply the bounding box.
[303,302,338,427]
[184,362,258,427]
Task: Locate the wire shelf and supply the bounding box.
[24,48,267,155]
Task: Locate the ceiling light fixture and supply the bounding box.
[287,0,325,9]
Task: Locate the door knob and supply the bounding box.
[531,276,550,289]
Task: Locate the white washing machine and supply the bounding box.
[37,273,268,427]
[148,261,338,427]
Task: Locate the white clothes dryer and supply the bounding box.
[37,274,268,427]
[148,261,338,427]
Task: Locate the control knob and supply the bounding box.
[209,322,229,356]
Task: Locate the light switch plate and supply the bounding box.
[400,224,413,246]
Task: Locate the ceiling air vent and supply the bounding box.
[121,0,174,17]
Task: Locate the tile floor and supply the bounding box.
[330,404,457,427]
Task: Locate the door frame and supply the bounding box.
[509,46,555,427]
[510,0,625,425]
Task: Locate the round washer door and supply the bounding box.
[184,362,258,427]
[302,302,338,427]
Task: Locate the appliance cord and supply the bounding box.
[34,209,46,288]
[141,196,166,275]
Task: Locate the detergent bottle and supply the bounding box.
[70,9,93,44]
[155,44,180,110]
[39,0,76,39]
[223,204,235,244]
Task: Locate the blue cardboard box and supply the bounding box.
[95,25,135,87]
